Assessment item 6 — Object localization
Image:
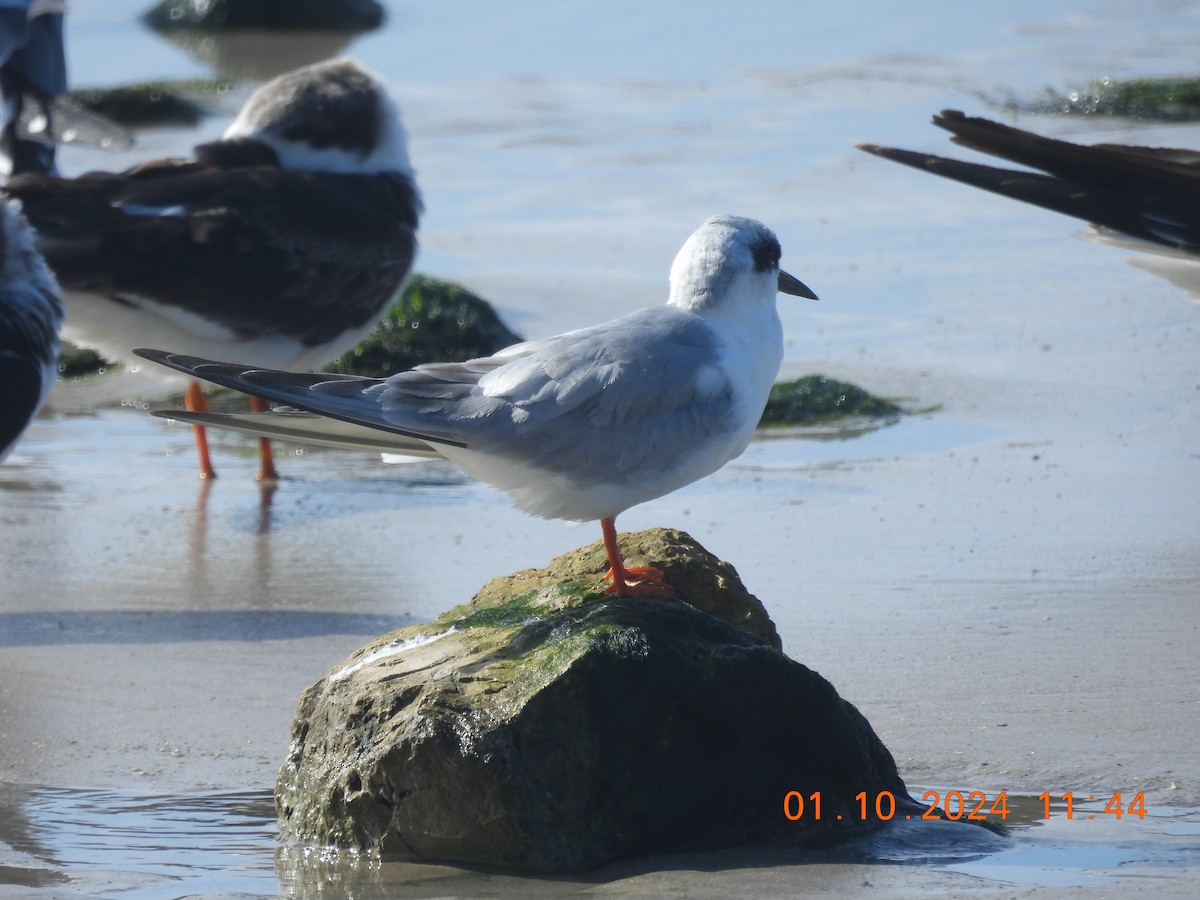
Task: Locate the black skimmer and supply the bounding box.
[4,57,422,480]
[136,216,818,597]
[0,197,62,462]
[858,109,1200,258]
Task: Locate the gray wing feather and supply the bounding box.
[150,408,442,456]
[379,307,737,483]
[133,348,465,447]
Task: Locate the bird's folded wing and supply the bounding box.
[134,348,466,448]
[857,144,1200,253]
[149,407,443,457]
[8,169,419,342]
[932,109,1200,189]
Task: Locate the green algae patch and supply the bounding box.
[329,275,523,377]
[759,375,904,427]
[70,80,230,127]
[57,342,117,379]
[1019,76,1200,121]
[445,589,549,631]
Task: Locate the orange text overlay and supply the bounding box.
[782,790,1148,822]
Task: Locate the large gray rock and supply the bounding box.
[276,529,916,872]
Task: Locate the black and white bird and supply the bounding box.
[4,57,423,480]
[858,110,1200,294]
[136,215,818,597]
[0,197,62,463]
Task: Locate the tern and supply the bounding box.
[135,215,817,597]
[0,198,62,463]
[4,57,422,480]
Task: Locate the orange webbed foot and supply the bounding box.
[603,564,675,598]
[599,516,675,598]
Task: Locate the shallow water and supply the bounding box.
[2,782,1197,898]
[3,0,1199,897]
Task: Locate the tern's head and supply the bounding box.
[219,58,415,176]
[668,215,817,313]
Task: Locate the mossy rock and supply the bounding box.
[1021,76,1200,121]
[70,81,228,128]
[142,0,386,31]
[328,274,523,377]
[759,375,903,426]
[57,342,116,379]
[275,529,917,871]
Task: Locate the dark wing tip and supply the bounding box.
[856,143,938,169]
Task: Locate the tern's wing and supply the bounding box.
[133,349,466,448]
[151,408,444,457]
[375,307,740,484]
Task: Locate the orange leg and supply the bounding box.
[600,516,673,598]
[185,381,216,480]
[249,395,279,482]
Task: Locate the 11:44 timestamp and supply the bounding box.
[1041,791,1147,820]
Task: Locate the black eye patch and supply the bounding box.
[749,235,782,273]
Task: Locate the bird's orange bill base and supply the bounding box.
[601,516,675,598]
[249,395,279,482]
[185,380,216,480]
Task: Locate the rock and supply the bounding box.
[328,274,524,377]
[760,375,903,426]
[70,81,227,128]
[276,528,917,872]
[57,341,113,379]
[1021,76,1200,122]
[142,0,386,32]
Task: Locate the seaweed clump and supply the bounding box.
[1022,76,1200,121]
[70,80,229,128]
[759,375,903,426]
[329,275,522,377]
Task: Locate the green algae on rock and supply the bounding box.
[275,528,917,872]
[70,81,229,128]
[1024,77,1200,121]
[328,275,523,377]
[760,375,903,426]
[57,342,115,379]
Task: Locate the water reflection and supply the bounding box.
[0,610,414,648]
[0,783,278,897]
